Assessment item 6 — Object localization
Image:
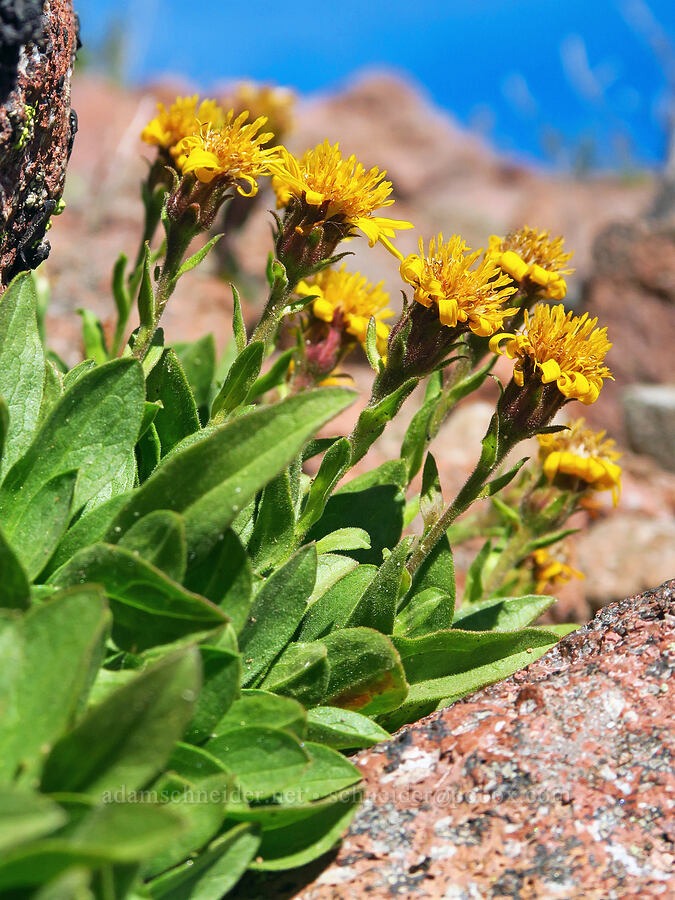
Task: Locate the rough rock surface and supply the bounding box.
[0,0,78,284]
[244,580,675,899]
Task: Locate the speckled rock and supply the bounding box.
[0,0,78,284]
[245,580,675,899]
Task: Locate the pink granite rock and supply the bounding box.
[242,580,675,899]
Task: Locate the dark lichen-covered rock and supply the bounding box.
[244,580,675,898]
[0,0,78,284]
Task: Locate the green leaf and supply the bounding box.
[184,529,253,634]
[306,706,390,749]
[61,359,96,393]
[174,334,217,413]
[392,626,562,684]
[102,388,355,564]
[0,396,7,463]
[2,470,76,579]
[350,377,418,463]
[383,628,562,730]
[49,544,227,652]
[146,350,201,456]
[400,370,443,482]
[309,552,358,604]
[260,642,329,707]
[408,535,455,603]
[522,527,579,554]
[463,539,493,606]
[239,545,316,686]
[69,801,184,862]
[453,594,555,631]
[0,272,45,474]
[119,510,187,582]
[480,457,528,498]
[275,742,361,804]
[315,527,371,555]
[249,789,360,871]
[298,564,376,642]
[40,649,201,796]
[137,243,156,330]
[167,742,229,781]
[112,251,131,323]
[144,823,260,900]
[0,527,30,609]
[345,537,413,633]
[37,360,63,427]
[210,342,264,422]
[46,493,129,576]
[394,588,453,637]
[185,641,241,744]
[231,284,247,354]
[248,348,294,402]
[420,451,443,531]
[0,359,145,521]
[322,627,408,716]
[307,459,407,565]
[0,787,67,853]
[137,422,161,482]
[247,468,296,573]
[364,316,384,373]
[296,437,351,538]
[213,690,306,740]
[205,726,309,800]
[0,586,110,783]
[144,773,234,878]
[77,309,108,365]
[177,233,222,279]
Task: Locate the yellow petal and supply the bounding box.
[313,297,336,323]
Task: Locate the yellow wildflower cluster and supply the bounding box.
[490,304,612,405]
[225,82,295,142]
[270,141,413,256]
[141,95,222,158]
[296,266,393,356]
[538,419,622,505]
[400,234,518,336]
[488,227,574,301]
[531,548,584,594]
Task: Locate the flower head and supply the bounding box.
[538,419,622,505]
[490,303,612,405]
[270,140,413,257]
[141,95,223,158]
[488,227,574,301]
[296,265,393,356]
[531,547,584,594]
[225,81,295,143]
[400,234,518,337]
[176,111,280,196]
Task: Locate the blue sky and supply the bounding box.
[77,0,675,168]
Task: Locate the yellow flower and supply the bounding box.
[400,234,519,337]
[225,81,295,142]
[296,265,393,356]
[176,111,281,196]
[490,303,612,405]
[141,95,223,157]
[270,141,413,258]
[488,227,574,301]
[538,419,622,505]
[531,548,584,594]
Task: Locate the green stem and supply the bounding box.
[131,225,195,361]
[407,442,511,577]
[250,279,292,348]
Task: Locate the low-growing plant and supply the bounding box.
[0,89,621,897]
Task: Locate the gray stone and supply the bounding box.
[623,383,675,472]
